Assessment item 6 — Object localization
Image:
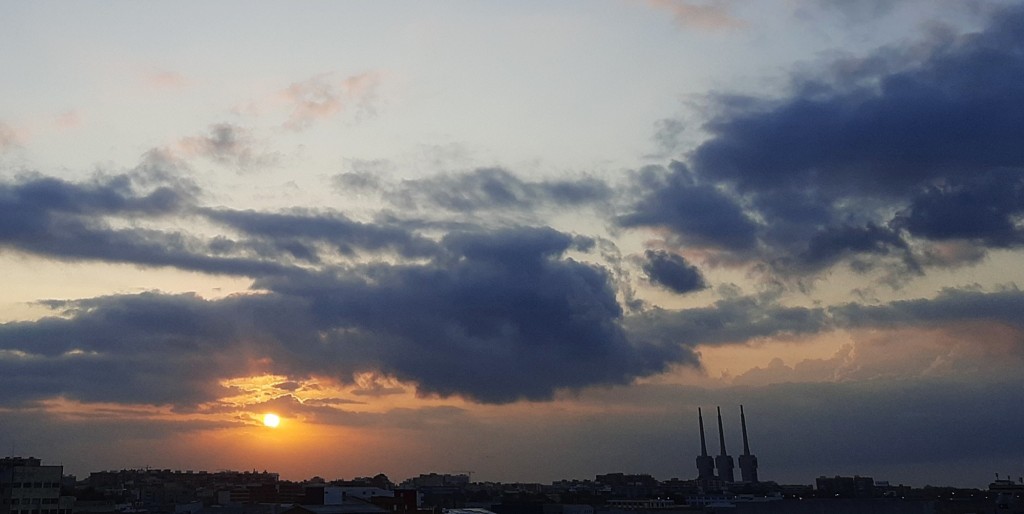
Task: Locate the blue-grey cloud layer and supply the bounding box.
[641,250,707,294]
[0,193,694,404]
[621,5,1024,273]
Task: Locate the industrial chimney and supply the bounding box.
[715,406,735,482]
[696,408,716,480]
[738,405,759,483]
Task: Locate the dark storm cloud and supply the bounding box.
[256,226,689,403]
[201,208,440,259]
[0,226,688,406]
[626,294,831,347]
[692,9,1024,197]
[0,173,232,268]
[625,286,1024,360]
[0,173,441,276]
[617,163,758,252]
[0,172,187,220]
[621,5,1024,273]
[641,250,706,294]
[833,286,1024,330]
[5,203,1024,409]
[393,167,612,213]
[893,168,1024,246]
[0,173,298,276]
[0,293,247,406]
[1,171,684,406]
[798,223,916,273]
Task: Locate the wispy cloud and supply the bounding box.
[641,0,745,30]
[229,71,383,131]
[390,167,613,214]
[0,121,24,152]
[280,72,383,131]
[732,321,1024,386]
[141,70,190,90]
[53,110,81,131]
[177,123,279,171]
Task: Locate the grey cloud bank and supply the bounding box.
[621,4,1024,275]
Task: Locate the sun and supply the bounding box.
[262,413,281,428]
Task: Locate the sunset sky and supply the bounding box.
[3,1,1024,488]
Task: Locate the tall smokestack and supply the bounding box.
[715,406,735,482]
[700,408,709,456]
[695,408,715,480]
[717,406,728,455]
[741,405,750,455]
[700,407,708,456]
[738,405,759,483]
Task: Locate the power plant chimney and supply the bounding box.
[715,406,735,482]
[738,405,759,483]
[696,408,715,480]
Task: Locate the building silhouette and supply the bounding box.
[0,457,71,514]
[695,406,758,484]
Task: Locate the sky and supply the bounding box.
[2,0,1024,489]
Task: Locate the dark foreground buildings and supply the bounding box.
[0,457,73,514]
[3,409,1023,514]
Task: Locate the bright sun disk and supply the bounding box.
[263,413,280,428]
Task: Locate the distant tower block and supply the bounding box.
[696,408,716,480]
[715,406,735,482]
[738,405,759,483]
